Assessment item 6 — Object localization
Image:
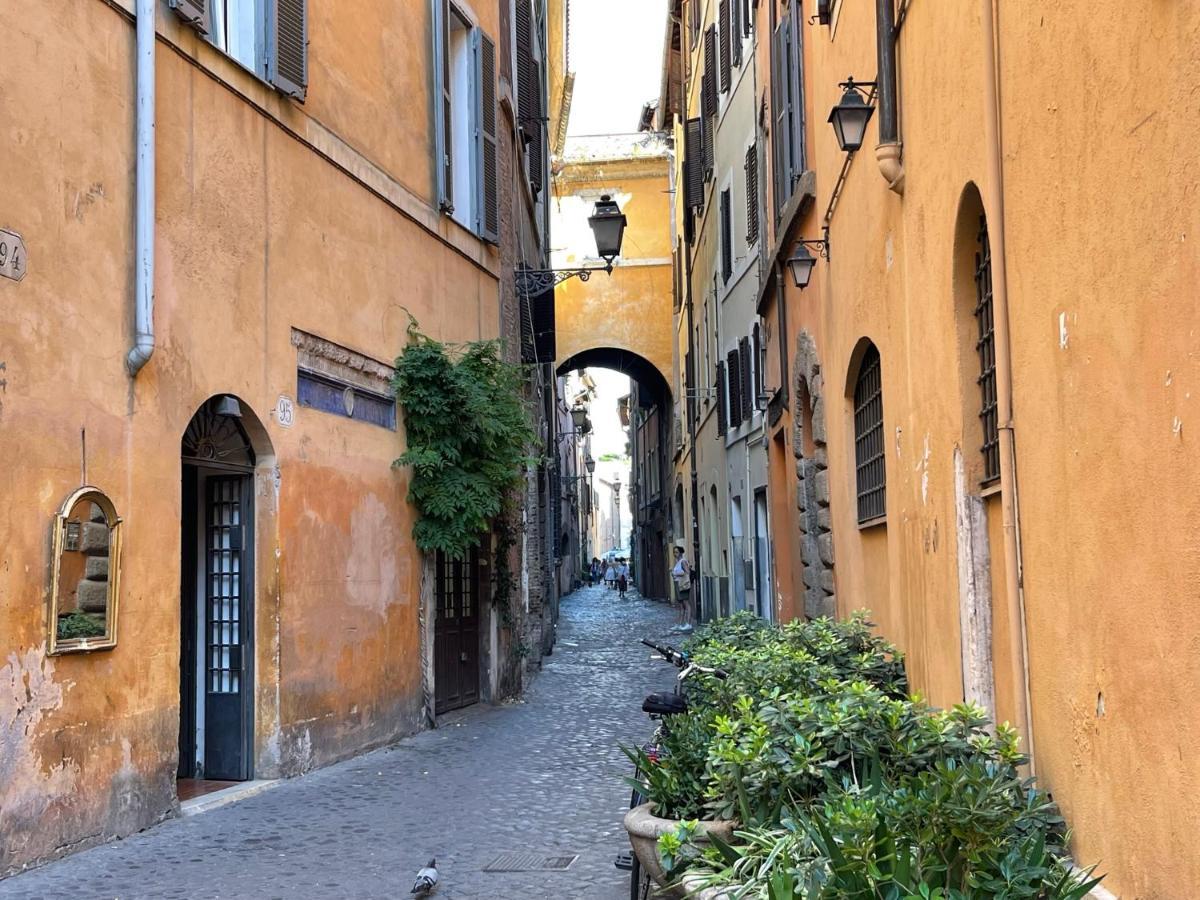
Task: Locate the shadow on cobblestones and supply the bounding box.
[0,585,680,900]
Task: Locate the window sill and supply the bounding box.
[857,515,887,531]
[980,479,1003,499]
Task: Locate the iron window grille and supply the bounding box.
[853,344,886,523]
[974,215,1001,484]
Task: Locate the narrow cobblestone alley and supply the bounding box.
[0,586,679,900]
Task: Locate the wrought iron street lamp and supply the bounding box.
[828,78,876,153]
[515,195,628,295]
[786,234,829,289]
[585,455,596,475]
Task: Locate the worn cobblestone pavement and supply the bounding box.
[0,585,680,900]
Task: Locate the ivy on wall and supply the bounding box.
[392,319,534,560]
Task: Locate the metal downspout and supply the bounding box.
[981,0,1036,771]
[874,0,904,193]
[127,0,156,376]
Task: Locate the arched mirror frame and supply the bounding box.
[48,485,122,655]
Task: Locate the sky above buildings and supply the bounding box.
[567,0,668,136]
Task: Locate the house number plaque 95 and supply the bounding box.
[0,229,28,282]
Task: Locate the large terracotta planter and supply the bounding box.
[623,803,736,899]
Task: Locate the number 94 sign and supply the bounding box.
[0,229,27,282]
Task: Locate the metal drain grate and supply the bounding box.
[484,852,579,872]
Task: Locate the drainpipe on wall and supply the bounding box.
[981,0,1036,772]
[874,0,904,194]
[126,0,156,376]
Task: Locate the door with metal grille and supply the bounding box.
[434,550,480,715]
[204,475,252,780]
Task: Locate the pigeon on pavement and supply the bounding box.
[411,858,439,895]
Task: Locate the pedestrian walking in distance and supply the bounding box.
[605,559,617,591]
[670,545,693,632]
[617,558,629,598]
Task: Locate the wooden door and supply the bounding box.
[434,550,480,714]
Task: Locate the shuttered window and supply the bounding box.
[719,0,731,94]
[727,349,743,426]
[770,3,805,220]
[752,323,763,401]
[433,2,499,242]
[742,0,752,38]
[731,0,742,68]
[744,143,759,245]
[716,362,728,436]
[720,189,733,284]
[739,336,753,416]
[974,215,1001,483]
[689,0,701,47]
[853,343,886,523]
[684,118,705,209]
[516,0,545,197]
[475,32,499,242]
[700,92,714,180]
[268,0,308,100]
[685,351,696,429]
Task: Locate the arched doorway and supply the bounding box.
[178,396,273,783]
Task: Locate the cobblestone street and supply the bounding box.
[0,586,679,900]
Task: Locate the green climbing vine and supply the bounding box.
[392,318,535,560]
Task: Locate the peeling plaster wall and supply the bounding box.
[0,0,500,874]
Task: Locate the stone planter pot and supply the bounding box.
[623,803,735,899]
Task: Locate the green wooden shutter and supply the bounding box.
[475,31,499,243]
[267,0,308,101]
[739,336,753,416]
[727,349,742,425]
[433,0,453,212]
[169,0,211,34]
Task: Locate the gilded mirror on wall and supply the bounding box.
[48,487,122,654]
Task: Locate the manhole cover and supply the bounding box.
[484,852,579,872]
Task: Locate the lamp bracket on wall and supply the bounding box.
[516,265,610,296]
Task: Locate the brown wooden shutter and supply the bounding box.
[743,0,752,38]
[719,0,731,94]
[720,189,732,284]
[516,0,544,196]
[531,286,556,362]
[699,91,713,180]
[704,26,717,112]
[752,323,763,399]
[169,0,211,34]
[267,0,308,101]
[740,336,753,415]
[716,362,728,436]
[727,349,742,425]
[685,351,696,428]
[475,32,499,243]
[684,118,704,208]
[744,142,759,244]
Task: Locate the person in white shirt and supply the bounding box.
[670,545,693,631]
[617,559,630,598]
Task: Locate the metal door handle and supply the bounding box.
[460,651,469,663]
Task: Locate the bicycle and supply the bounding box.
[617,638,726,900]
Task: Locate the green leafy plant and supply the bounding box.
[392,318,534,559]
[56,610,105,639]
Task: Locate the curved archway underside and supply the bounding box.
[556,348,671,407]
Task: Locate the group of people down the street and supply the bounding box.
[585,546,695,633]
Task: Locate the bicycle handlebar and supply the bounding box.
[640,638,729,680]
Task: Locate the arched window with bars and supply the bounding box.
[851,341,886,524]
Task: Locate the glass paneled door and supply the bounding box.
[434,550,480,715]
[203,475,252,780]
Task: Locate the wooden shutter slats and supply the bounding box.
[739,336,753,417]
[516,0,544,196]
[745,142,759,244]
[169,0,210,34]
[727,349,742,426]
[719,0,731,94]
[268,0,308,101]
[476,32,499,243]
[720,189,732,284]
[684,117,704,209]
[731,0,742,68]
[716,362,728,436]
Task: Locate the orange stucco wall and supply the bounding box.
[553,151,674,389]
[1,0,499,874]
[747,0,1200,893]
